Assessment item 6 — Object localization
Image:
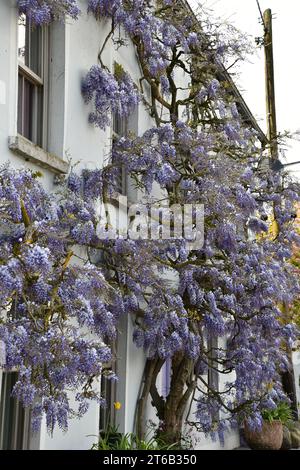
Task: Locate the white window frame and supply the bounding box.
[17,14,49,149]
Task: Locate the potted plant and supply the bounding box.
[244,402,292,450]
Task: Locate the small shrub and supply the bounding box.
[261,402,293,424]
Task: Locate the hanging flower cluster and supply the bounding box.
[81,64,140,129]
[17,0,80,25]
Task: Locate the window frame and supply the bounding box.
[17,14,49,149]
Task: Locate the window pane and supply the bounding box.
[0,372,30,450]
[207,335,219,422]
[17,74,23,135]
[207,335,219,391]
[18,14,43,78]
[18,73,44,146]
[99,376,113,431]
[36,86,44,146]
[18,14,26,66]
[23,78,34,141]
[112,114,128,194]
[18,74,34,140]
[29,27,43,77]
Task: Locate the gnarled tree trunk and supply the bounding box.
[136,354,196,446]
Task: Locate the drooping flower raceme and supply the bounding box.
[17,0,80,25]
[81,65,140,129]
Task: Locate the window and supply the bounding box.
[99,337,117,433]
[99,373,116,432]
[207,334,219,422]
[112,107,139,197]
[207,335,219,392]
[162,357,171,398]
[111,64,139,197]
[0,372,31,450]
[112,113,128,195]
[17,14,49,147]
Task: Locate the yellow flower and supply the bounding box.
[114,401,122,410]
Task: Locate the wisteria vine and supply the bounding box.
[6,0,300,445]
[17,0,80,24]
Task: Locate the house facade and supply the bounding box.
[0,0,297,451]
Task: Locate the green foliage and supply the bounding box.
[114,62,125,81]
[261,402,293,424]
[92,425,180,450]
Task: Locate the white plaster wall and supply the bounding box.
[195,432,240,450]
[64,8,111,172]
[38,394,100,450]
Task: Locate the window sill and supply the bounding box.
[8,135,69,174]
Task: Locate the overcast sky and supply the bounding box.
[191,0,300,172]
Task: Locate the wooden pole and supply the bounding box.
[263,9,298,419]
[263,9,278,160]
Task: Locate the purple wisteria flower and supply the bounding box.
[82,65,140,129]
[17,0,80,25]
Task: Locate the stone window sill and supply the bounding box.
[8,134,69,174]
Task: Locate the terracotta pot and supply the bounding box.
[244,420,283,450]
